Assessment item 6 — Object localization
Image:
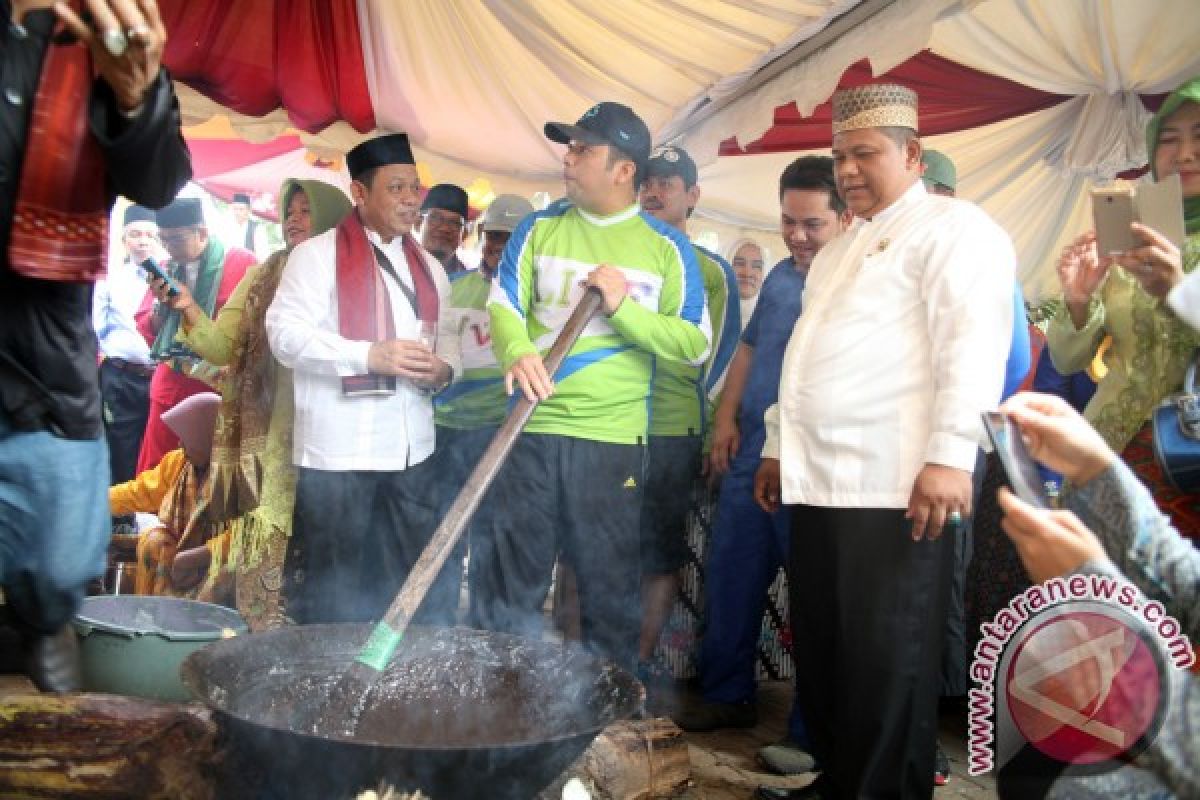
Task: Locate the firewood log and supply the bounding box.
[0,691,220,799]
[580,718,690,799]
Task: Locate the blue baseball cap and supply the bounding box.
[545,102,652,167]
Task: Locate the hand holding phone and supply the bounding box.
[141,258,180,299]
[982,410,1050,509]
[1091,174,1185,256]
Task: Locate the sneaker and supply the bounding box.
[934,742,950,786]
[758,738,817,775]
[672,700,757,732]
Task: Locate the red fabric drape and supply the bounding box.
[186,135,306,180]
[720,52,1070,156]
[160,0,375,134]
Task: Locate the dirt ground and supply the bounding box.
[659,681,998,800]
[0,674,999,799]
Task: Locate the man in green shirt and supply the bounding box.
[434,194,535,443]
[477,102,711,669]
[429,194,533,625]
[636,145,739,675]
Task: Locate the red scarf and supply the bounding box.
[8,31,108,283]
[336,210,439,395]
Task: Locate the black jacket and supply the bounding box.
[0,5,193,438]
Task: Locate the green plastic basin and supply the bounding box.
[73,596,248,702]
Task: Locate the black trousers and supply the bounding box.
[469,433,644,671]
[284,459,461,626]
[789,505,956,800]
[429,424,497,520]
[941,449,986,697]
[99,360,151,485]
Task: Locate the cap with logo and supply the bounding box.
[544,101,652,167]
[920,149,957,192]
[831,83,919,135]
[481,194,535,233]
[645,145,698,188]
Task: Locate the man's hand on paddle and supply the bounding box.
[505,353,553,403]
[504,263,627,403]
[368,339,449,389]
[584,264,628,316]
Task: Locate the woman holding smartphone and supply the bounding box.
[1047,76,1200,537]
[149,179,350,629]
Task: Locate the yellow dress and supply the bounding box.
[108,449,230,600]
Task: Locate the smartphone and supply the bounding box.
[141,258,179,298]
[1136,173,1186,249]
[1091,187,1136,256]
[981,411,1050,509]
[1091,175,1186,257]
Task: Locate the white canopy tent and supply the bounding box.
[682,0,1200,299]
[174,0,1200,300]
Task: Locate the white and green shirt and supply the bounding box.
[435,269,506,430]
[648,244,739,437]
[487,200,711,444]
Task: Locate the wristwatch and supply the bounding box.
[424,365,453,396]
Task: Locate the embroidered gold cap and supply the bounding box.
[831,83,918,135]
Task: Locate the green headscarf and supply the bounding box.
[278,178,352,247]
[1146,76,1200,235]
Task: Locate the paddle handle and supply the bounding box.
[354,287,605,673]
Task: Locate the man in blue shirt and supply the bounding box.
[675,156,851,776]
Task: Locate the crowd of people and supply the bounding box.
[0,2,1197,798]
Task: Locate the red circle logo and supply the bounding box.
[1005,610,1164,765]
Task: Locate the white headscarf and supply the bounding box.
[725,237,767,330]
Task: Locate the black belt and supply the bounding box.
[104,357,155,379]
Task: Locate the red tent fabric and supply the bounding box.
[160,0,375,134]
[186,135,307,180]
[719,52,1070,156]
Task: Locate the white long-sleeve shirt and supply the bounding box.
[266,225,460,472]
[763,181,1014,508]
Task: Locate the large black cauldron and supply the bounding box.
[181,624,643,799]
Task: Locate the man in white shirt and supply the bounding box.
[227,192,271,262]
[94,204,159,484]
[755,84,1014,799]
[266,133,460,625]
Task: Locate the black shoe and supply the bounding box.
[935,742,951,786]
[672,700,757,732]
[25,626,82,693]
